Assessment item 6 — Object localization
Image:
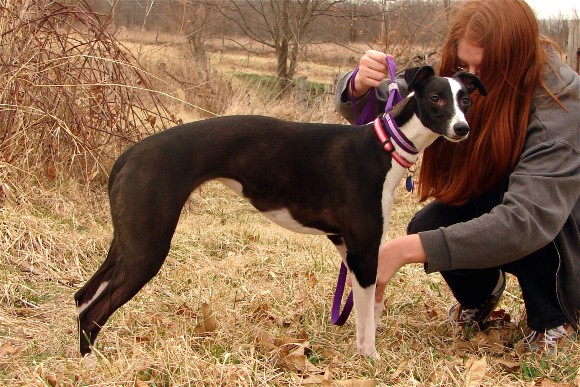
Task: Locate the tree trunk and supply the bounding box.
[277,0,291,92]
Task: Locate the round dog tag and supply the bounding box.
[405,175,414,192]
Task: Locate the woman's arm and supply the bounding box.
[333,50,393,124]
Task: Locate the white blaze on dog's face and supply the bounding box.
[447,78,472,141]
[412,75,474,142]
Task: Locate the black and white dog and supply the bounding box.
[75,66,485,359]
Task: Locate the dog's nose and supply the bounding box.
[453,123,470,137]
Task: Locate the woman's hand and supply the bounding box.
[346,234,427,303]
[374,234,427,302]
[352,50,392,98]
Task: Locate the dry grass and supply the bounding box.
[1,9,578,387]
[2,179,579,386]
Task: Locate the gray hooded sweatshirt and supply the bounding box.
[334,51,580,329]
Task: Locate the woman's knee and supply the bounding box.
[407,201,474,234]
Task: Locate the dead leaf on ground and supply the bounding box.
[424,301,439,319]
[175,302,197,319]
[488,309,511,325]
[494,358,520,371]
[305,271,318,287]
[334,379,377,387]
[298,373,376,386]
[0,342,24,357]
[251,302,281,325]
[46,374,57,387]
[194,302,217,333]
[47,164,57,180]
[255,329,276,352]
[273,336,319,373]
[274,333,308,349]
[538,379,576,387]
[453,329,510,355]
[477,330,509,354]
[298,374,332,386]
[283,352,321,373]
[425,361,450,386]
[135,336,152,344]
[390,358,410,380]
[465,356,487,387]
[36,365,57,386]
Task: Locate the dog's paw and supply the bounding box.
[368,350,381,361]
[358,346,381,361]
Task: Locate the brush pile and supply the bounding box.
[0,0,179,183]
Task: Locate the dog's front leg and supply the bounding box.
[351,274,380,360]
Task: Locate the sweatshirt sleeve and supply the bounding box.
[420,66,580,273]
[333,70,402,124]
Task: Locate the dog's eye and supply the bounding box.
[430,96,440,103]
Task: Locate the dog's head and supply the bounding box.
[404,66,486,141]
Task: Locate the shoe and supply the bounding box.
[449,271,506,331]
[517,323,576,354]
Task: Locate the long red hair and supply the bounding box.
[418,0,549,204]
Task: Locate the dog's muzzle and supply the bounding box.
[453,122,470,137]
[445,122,470,141]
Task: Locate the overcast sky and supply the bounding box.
[524,0,578,18]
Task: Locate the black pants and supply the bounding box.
[407,192,567,331]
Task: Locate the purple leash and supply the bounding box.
[331,56,402,326]
[384,57,403,112]
[330,259,353,325]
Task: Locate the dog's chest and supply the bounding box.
[379,164,406,238]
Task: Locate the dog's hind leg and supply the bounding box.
[75,181,184,355]
[74,238,120,355]
[75,234,171,356]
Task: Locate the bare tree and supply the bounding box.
[442,0,451,23]
[215,0,343,92]
[539,14,570,52]
[167,1,216,69]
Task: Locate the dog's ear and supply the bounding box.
[405,66,435,92]
[454,72,487,96]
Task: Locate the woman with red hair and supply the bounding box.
[335,0,578,353]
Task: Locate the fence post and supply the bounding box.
[566,19,580,73]
[297,76,308,105]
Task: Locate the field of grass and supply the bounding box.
[0,28,578,386]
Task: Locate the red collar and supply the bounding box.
[373,117,414,169]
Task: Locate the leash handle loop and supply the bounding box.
[385,56,403,113]
[349,56,402,126]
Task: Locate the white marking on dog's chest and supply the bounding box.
[398,115,440,152]
[380,164,406,240]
